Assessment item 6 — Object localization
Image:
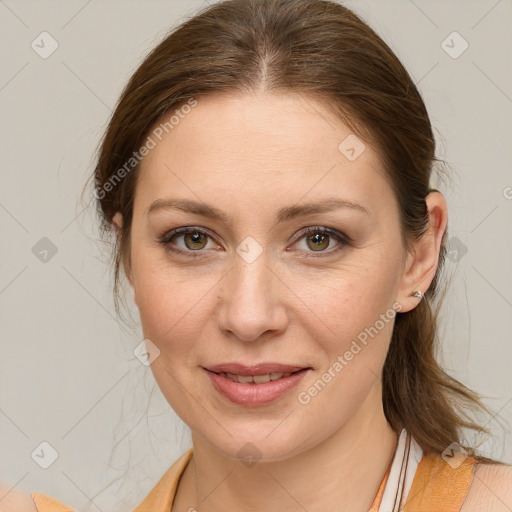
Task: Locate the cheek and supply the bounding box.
[292,274,398,421]
[292,253,400,375]
[132,255,218,354]
[315,285,395,361]
[295,246,400,318]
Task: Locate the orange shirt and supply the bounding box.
[31,449,477,511]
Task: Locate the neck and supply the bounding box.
[175,383,397,512]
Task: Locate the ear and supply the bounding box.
[112,211,123,236]
[396,191,448,313]
[112,212,137,306]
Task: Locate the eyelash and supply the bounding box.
[158,226,352,259]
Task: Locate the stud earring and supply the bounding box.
[412,290,423,300]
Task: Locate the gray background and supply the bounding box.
[0,0,511,510]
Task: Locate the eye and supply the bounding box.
[159,227,219,257]
[290,226,350,257]
[159,225,351,258]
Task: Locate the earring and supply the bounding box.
[412,290,423,300]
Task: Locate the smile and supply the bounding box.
[205,367,311,406]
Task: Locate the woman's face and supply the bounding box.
[122,92,415,461]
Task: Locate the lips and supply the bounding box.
[204,365,312,406]
[204,362,310,376]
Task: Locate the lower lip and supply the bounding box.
[205,368,311,407]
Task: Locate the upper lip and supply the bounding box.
[204,363,311,376]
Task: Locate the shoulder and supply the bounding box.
[461,461,512,511]
[0,485,38,512]
[0,485,74,512]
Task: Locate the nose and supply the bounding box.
[216,254,289,343]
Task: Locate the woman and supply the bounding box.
[3,0,511,510]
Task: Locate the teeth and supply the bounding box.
[221,371,293,383]
[236,374,254,384]
[253,374,271,384]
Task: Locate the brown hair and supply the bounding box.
[88,0,497,459]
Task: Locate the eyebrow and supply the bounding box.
[146,197,370,223]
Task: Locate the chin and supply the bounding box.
[196,424,318,465]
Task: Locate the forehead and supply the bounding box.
[135,92,392,214]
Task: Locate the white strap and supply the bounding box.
[378,429,423,512]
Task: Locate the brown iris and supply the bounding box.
[306,232,330,251]
[184,231,208,250]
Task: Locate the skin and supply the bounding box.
[112,91,447,512]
